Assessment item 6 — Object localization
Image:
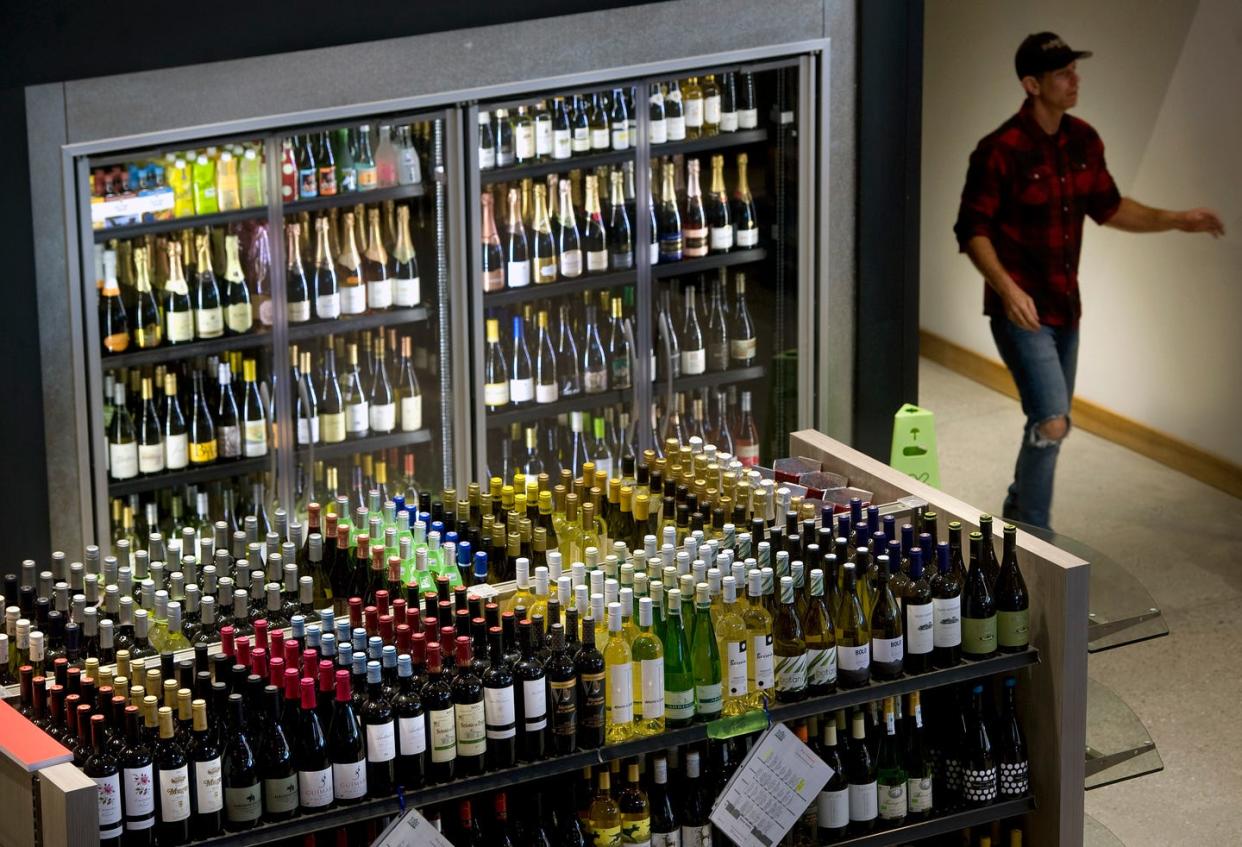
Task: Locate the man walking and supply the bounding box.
[954,32,1224,529]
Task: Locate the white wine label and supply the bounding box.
[484,686,517,739]
[736,441,760,467]
[509,377,534,403]
[429,708,457,762]
[559,249,583,278]
[636,657,664,719]
[522,679,547,730]
[684,99,704,129]
[651,831,679,847]
[157,764,191,821]
[398,714,427,755]
[479,145,496,169]
[667,115,686,142]
[400,395,423,431]
[515,125,535,160]
[321,412,346,443]
[590,127,611,150]
[907,776,933,812]
[454,700,486,756]
[572,127,590,152]
[695,682,722,716]
[535,121,552,156]
[735,226,759,248]
[346,401,369,434]
[720,111,739,133]
[394,276,419,306]
[587,249,609,272]
[611,127,629,150]
[878,782,906,820]
[195,307,224,338]
[370,402,396,433]
[933,596,962,647]
[367,279,393,311]
[263,774,299,814]
[243,420,267,457]
[681,349,707,376]
[607,662,634,724]
[340,284,366,315]
[298,766,333,808]
[775,653,808,693]
[536,383,559,404]
[553,130,572,160]
[705,96,722,124]
[297,415,319,445]
[483,382,509,406]
[226,302,253,334]
[224,783,262,822]
[109,441,139,480]
[193,757,223,813]
[818,786,849,829]
[506,260,531,289]
[138,442,165,475]
[872,635,904,664]
[366,720,397,762]
[94,772,123,829]
[731,337,757,360]
[315,292,341,319]
[650,117,668,145]
[165,432,190,468]
[331,759,367,800]
[710,225,734,251]
[122,764,155,818]
[837,642,870,671]
[752,634,775,690]
[680,823,711,847]
[166,311,193,343]
[725,640,748,696]
[848,780,878,822]
[807,647,837,687]
[906,602,934,654]
[583,369,608,393]
[287,299,311,323]
[738,108,758,129]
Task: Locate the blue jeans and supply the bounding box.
[989,317,1079,530]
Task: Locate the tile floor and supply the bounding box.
[919,358,1242,847]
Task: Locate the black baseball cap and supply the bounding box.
[1015,32,1092,79]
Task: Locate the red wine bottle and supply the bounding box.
[189,695,225,837]
[482,625,517,770]
[451,635,487,775]
[155,706,192,844]
[514,619,547,762]
[421,641,456,784]
[221,693,261,831]
[258,685,298,821]
[84,714,123,846]
[362,659,396,794]
[393,652,426,788]
[293,676,333,812]
[329,669,367,803]
[119,705,156,842]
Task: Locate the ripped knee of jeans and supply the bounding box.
[1029,414,1070,448]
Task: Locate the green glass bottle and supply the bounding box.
[689,583,722,722]
[717,575,751,716]
[876,696,907,828]
[869,555,904,680]
[835,564,871,688]
[772,575,807,702]
[962,532,997,660]
[604,602,635,743]
[742,568,774,709]
[631,596,665,736]
[661,590,695,728]
[994,524,1030,653]
[802,567,837,695]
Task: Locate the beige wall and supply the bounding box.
[920,0,1242,465]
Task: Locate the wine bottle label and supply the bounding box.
[680,823,711,847]
[848,780,878,822]
[611,248,634,270]
[157,764,191,821]
[109,441,139,480]
[592,823,622,847]
[331,759,367,800]
[998,609,1030,648]
[559,249,583,278]
[704,95,722,125]
[536,382,558,404]
[297,415,319,445]
[607,662,634,724]
[682,227,709,257]
[735,226,759,248]
[999,759,1029,796]
[428,708,456,763]
[484,382,509,407]
[878,781,907,820]
[817,786,849,829]
[684,99,704,129]
[400,395,423,431]
[398,714,427,755]
[497,148,515,167]
[625,817,652,847]
[681,349,706,376]
[611,126,629,150]
[933,596,961,647]
[752,634,774,690]
[287,298,311,323]
[667,115,686,141]
[346,401,369,434]
[484,685,517,740]
[226,302,253,334]
[93,772,123,835]
[341,284,366,315]
[122,764,155,819]
[515,125,535,160]
[316,293,341,320]
[138,442,165,475]
[193,757,223,813]
[725,640,749,696]
[299,170,317,198]
[650,117,668,144]
[962,766,997,803]
[907,776,933,812]
[572,127,590,152]
[587,248,609,272]
[640,658,665,719]
[579,670,606,729]
[553,130,572,160]
[535,121,552,156]
[694,682,722,717]
[709,225,734,251]
[720,111,739,133]
[510,377,534,404]
[837,642,870,672]
[366,720,397,762]
[370,402,396,433]
[905,602,935,655]
[590,127,611,150]
[730,337,757,360]
[738,108,759,130]
[196,307,224,338]
[320,411,346,443]
[872,635,904,664]
[479,145,496,170]
[318,168,338,195]
[224,783,262,822]
[454,700,486,757]
[367,279,393,311]
[162,431,189,467]
[651,830,679,847]
[506,260,531,289]
[298,766,333,808]
[775,652,808,692]
[736,441,760,467]
[583,369,608,393]
[522,679,548,731]
[263,774,298,814]
[394,275,420,306]
[962,615,997,655]
[358,167,378,189]
[807,647,837,687]
[243,420,267,457]
[611,357,631,388]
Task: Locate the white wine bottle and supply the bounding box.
[164,373,190,470]
[343,343,369,440]
[397,336,422,431]
[534,310,558,405]
[222,235,253,336]
[483,318,509,411]
[136,377,165,476]
[130,246,161,349]
[164,241,194,345]
[193,234,224,340]
[319,342,346,444]
[369,333,396,434]
[241,359,268,458]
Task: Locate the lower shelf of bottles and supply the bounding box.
[181,648,1038,847]
[485,386,632,428]
[655,364,766,395]
[107,454,274,497]
[295,428,432,463]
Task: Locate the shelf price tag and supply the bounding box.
[372,806,455,847]
[710,722,832,847]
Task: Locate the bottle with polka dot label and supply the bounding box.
[995,676,1030,798]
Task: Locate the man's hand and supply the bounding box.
[1176,208,1225,237]
[1001,285,1041,332]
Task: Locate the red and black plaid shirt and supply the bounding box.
[954,99,1121,326]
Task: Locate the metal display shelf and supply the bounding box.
[91,207,267,242]
[286,307,431,343]
[480,147,635,185]
[657,364,766,394]
[283,182,428,214]
[101,331,272,370]
[651,246,767,279]
[106,455,272,497]
[655,127,769,157]
[828,795,1035,847]
[296,429,433,463]
[482,269,638,309]
[485,387,632,429]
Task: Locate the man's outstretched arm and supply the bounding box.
[1104,197,1225,236]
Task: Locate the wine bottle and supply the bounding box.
[531,184,558,284]
[130,246,162,349]
[164,241,194,345]
[607,296,632,390]
[355,126,377,190]
[574,614,606,749]
[679,749,712,846]
[221,693,261,830]
[835,564,871,688]
[801,567,837,695]
[607,170,633,270]
[513,106,536,163]
[582,303,608,394]
[422,641,456,784]
[514,619,547,762]
[335,212,366,316]
[648,83,668,145]
[319,343,346,444]
[995,524,1030,652]
[557,179,584,280]
[362,208,393,312]
[961,683,998,806]
[733,153,759,249]
[508,315,534,408]
[846,709,878,834]
[189,698,224,835]
[930,542,961,668]
[902,547,934,674]
[875,696,907,829]
[290,676,334,812]
[702,74,722,136]
[546,622,578,754]
[995,676,1029,798]
[136,377,165,477]
[120,704,156,842]
[577,174,609,274]
[391,653,426,789]
[682,76,704,139]
[903,691,934,819]
[343,343,369,440]
[648,754,678,845]
[870,556,904,680]
[390,204,420,306]
[279,222,308,325]
[220,235,254,336]
[478,111,497,170]
[193,234,225,340]
[188,370,217,466]
[631,595,667,735]
[679,284,706,376]
[771,573,809,702]
[685,582,721,721]
[240,359,267,459]
[730,272,757,366]
[98,248,130,354]
[481,191,505,293]
[327,669,366,802]
[530,310,559,406]
[682,158,709,258]
[815,717,850,840]
[368,333,396,434]
[742,568,774,707]
[978,514,1003,589]
[716,576,750,716]
[85,714,124,846]
[450,636,486,776]
[962,532,997,660]
[656,162,683,263]
[587,768,622,847]
[603,602,634,743]
[483,318,510,412]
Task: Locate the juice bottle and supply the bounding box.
[239,146,265,208]
[191,153,219,215]
[216,149,240,211]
